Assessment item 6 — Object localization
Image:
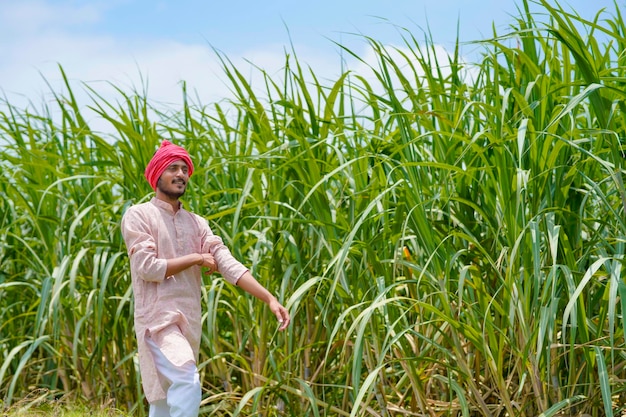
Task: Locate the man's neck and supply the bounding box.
[155,192,181,213]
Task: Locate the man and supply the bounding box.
[121,140,290,417]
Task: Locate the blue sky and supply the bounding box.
[0,0,618,111]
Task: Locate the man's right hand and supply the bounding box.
[198,253,217,274]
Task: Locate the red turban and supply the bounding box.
[144,140,195,190]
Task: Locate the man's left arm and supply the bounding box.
[236,271,291,331]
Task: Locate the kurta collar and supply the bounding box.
[150,197,183,214]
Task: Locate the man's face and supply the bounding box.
[157,160,189,199]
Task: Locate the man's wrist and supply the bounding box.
[266,293,278,305]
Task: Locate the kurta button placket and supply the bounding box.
[174,212,184,251]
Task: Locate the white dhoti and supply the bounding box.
[146,334,202,417]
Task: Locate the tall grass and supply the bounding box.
[1,0,625,415]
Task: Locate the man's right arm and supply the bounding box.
[165,253,216,277]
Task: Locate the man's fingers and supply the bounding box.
[276,309,290,330]
[203,265,217,275]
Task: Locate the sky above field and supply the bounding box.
[0,0,618,111]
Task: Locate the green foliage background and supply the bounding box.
[2,1,626,415]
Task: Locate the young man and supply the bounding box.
[121,140,290,417]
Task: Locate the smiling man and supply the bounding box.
[120,140,290,417]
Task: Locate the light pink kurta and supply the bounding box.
[120,197,248,402]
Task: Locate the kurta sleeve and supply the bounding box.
[196,215,248,285]
[121,206,168,282]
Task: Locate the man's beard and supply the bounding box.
[157,179,186,199]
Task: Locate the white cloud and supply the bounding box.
[0,0,102,34]
[0,0,473,139]
[0,0,335,109]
